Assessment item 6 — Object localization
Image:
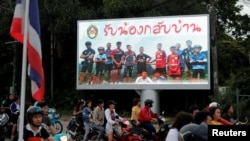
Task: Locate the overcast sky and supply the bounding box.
[237,0,250,15]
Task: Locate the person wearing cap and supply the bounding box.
[181,40,194,80]
[123,44,136,83]
[139,99,158,140]
[111,41,125,84]
[190,45,207,81]
[104,100,122,141]
[150,43,167,79]
[93,99,105,141]
[79,41,96,85]
[93,47,107,84]
[105,42,113,83]
[167,46,181,80]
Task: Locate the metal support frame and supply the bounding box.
[236,88,250,121]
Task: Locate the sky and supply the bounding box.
[237,0,250,15]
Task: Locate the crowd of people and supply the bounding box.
[0,94,57,141]
[79,40,208,85]
[1,93,246,141]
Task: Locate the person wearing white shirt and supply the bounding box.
[135,70,153,84]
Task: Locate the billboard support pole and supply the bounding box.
[141,89,160,114]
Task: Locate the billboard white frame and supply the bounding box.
[76,14,211,90]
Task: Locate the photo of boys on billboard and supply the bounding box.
[77,15,210,90]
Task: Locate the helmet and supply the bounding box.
[98,47,104,51]
[85,41,92,46]
[26,106,43,125]
[194,45,202,50]
[144,99,154,107]
[209,102,220,108]
[107,100,117,106]
[79,99,85,105]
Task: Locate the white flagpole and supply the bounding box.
[18,0,30,140]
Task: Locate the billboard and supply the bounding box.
[77,14,210,90]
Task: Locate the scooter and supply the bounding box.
[0,112,12,140]
[48,108,63,133]
[91,116,142,141]
[53,132,70,141]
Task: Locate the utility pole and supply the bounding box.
[210,0,219,95]
[5,41,18,95]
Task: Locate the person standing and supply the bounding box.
[79,41,96,84]
[176,43,185,79]
[182,40,194,80]
[93,47,107,84]
[111,41,124,84]
[167,46,181,80]
[93,99,105,141]
[105,42,113,83]
[136,47,152,76]
[123,45,136,83]
[190,45,207,81]
[151,43,167,79]
[10,96,20,140]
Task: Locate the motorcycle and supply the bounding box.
[91,116,142,141]
[130,115,171,141]
[0,112,12,140]
[53,132,70,141]
[66,116,100,141]
[48,108,63,134]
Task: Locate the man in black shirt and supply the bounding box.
[182,40,194,80]
[79,41,96,85]
[111,41,124,83]
[136,47,151,76]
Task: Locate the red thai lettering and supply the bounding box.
[171,20,182,33]
[104,24,117,36]
[190,23,201,32]
[137,25,144,34]
[117,22,128,35]
[144,25,151,34]
[103,20,202,36]
[129,26,136,35]
[182,23,189,32]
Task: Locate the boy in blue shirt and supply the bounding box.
[190,45,207,81]
[93,47,107,84]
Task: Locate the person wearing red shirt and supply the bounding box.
[139,99,158,140]
[151,43,167,79]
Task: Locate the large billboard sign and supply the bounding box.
[77,14,210,90]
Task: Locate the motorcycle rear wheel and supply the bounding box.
[53,121,63,134]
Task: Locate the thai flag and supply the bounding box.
[10,0,45,102]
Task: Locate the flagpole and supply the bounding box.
[18,0,30,140]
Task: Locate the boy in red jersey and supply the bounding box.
[151,43,167,79]
[167,46,181,80]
